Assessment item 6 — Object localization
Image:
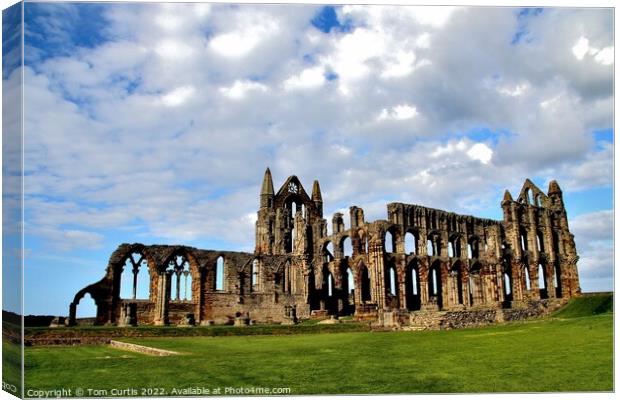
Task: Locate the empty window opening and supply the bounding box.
[405,232,416,254]
[167,255,191,301]
[342,237,353,258]
[525,188,534,205]
[468,238,479,259]
[536,232,544,252]
[385,231,394,253]
[327,273,334,297]
[411,269,418,295]
[431,269,438,295]
[291,225,296,253]
[76,293,96,319]
[448,242,454,257]
[427,239,434,256]
[183,269,192,301]
[524,266,531,290]
[388,267,397,295]
[504,273,511,295]
[538,264,548,299]
[120,252,149,300]
[347,268,355,294]
[324,242,334,262]
[251,259,259,290]
[216,256,224,291]
[538,264,546,289]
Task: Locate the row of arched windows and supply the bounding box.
[119,252,195,302]
[385,231,483,259]
[120,254,261,298]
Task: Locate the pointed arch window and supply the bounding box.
[216,256,225,291]
[251,259,259,291]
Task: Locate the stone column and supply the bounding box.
[398,263,407,309]
[529,262,540,300]
[419,259,429,306]
[153,272,167,325]
[546,263,557,299]
[462,270,471,307]
[440,261,449,310]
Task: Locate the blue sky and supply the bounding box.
[5,3,614,316]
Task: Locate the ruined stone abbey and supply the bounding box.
[70,170,581,326]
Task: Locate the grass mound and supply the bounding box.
[554,293,613,318]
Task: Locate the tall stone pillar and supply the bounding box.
[153,272,167,325]
[398,263,407,310]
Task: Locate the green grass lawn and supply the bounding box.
[553,293,613,318]
[2,338,22,396]
[24,310,612,395]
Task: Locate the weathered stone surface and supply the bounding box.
[110,340,179,356]
[70,173,581,329]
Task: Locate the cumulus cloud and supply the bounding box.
[18,4,613,296]
[570,210,613,290]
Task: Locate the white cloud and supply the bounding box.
[571,36,590,60]
[161,85,195,106]
[409,6,457,28]
[571,36,614,66]
[467,143,493,164]
[208,14,280,58]
[283,66,325,91]
[570,209,613,290]
[154,14,183,31]
[498,83,529,97]
[378,104,418,121]
[155,39,195,59]
[415,32,431,48]
[220,80,268,100]
[594,46,614,66]
[381,50,416,78]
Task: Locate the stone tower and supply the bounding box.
[500,178,580,301]
[255,168,325,256]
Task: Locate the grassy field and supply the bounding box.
[23,319,370,339]
[2,338,22,396]
[22,303,612,395]
[553,293,613,318]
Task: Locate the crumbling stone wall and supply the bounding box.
[70,171,581,326]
